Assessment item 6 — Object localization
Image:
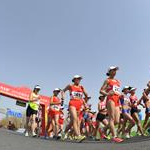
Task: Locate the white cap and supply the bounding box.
[72,75,83,82]
[124,86,130,89]
[107,66,119,75]
[53,88,61,92]
[60,106,64,109]
[122,86,130,91]
[130,87,137,91]
[34,85,41,90]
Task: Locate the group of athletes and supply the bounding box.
[24,66,150,143]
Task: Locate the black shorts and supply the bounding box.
[26,105,38,117]
[96,113,106,122]
[120,113,124,119]
[131,108,138,116]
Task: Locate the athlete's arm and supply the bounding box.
[100,80,108,96]
[50,101,61,105]
[82,87,88,99]
[138,96,143,105]
[138,97,145,108]
[61,85,71,100]
[100,80,114,96]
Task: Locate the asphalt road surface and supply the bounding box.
[0,129,150,150]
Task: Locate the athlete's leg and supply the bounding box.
[69,106,80,136]
[54,114,60,137]
[107,100,116,137]
[132,113,144,135]
[123,113,135,134]
[31,114,37,135]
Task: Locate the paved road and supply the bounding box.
[0,129,150,150]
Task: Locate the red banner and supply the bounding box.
[0,82,50,105]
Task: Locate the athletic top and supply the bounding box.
[59,111,65,120]
[29,92,40,111]
[106,79,121,95]
[130,94,138,107]
[99,101,106,110]
[106,79,121,103]
[70,85,84,100]
[49,96,61,111]
[120,94,130,106]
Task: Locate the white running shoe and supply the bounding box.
[125,133,130,139]
[32,132,37,137]
[25,132,29,137]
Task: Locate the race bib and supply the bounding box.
[60,114,65,119]
[101,105,106,110]
[113,85,120,94]
[71,91,83,99]
[51,105,60,111]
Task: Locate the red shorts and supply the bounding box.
[85,122,90,127]
[107,95,120,107]
[92,122,97,128]
[79,111,83,121]
[59,119,64,125]
[48,110,60,119]
[69,99,83,112]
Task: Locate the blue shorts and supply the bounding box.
[83,113,89,120]
[122,109,130,114]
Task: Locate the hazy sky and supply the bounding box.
[0,0,150,116]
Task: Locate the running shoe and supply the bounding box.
[32,132,37,137]
[56,136,61,140]
[92,136,96,141]
[137,133,141,136]
[53,135,57,139]
[44,136,49,140]
[75,135,86,143]
[101,134,108,139]
[126,134,130,139]
[112,137,124,143]
[130,134,133,137]
[142,133,147,137]
[61,133,68,140]
[124,133,130,139]
[106,135,111,140]
[68,135,74,140]
[25,132,29,137]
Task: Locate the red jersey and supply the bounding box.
[106,79,121,106]
[99,101,106,110]
[70,85,84,100]
[49,96,61,111]
[130,94,138,108]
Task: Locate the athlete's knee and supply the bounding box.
[109,117,115,123]
[115,120,120,124]
[55,121,59,127]
[137,122,141,127]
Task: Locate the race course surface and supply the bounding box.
[0,129,150,150]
